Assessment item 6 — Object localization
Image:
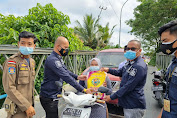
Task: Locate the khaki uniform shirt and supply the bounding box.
[2,52,35,112]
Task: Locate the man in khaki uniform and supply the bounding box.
[2,31,38,118]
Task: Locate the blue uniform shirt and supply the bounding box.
[109,56,147,109]
[40,51,84,99]
[162,57,177,118]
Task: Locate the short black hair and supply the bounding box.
[19,31,38,44]
[158,19,177,36]
[124,45,127,51]
[128,40,141,48]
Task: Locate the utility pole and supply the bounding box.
[98,6,107,19]
[118,0,129,47]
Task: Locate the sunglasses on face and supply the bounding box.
[126,47,139,51]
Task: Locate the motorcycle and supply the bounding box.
[55,81,111,118]
[151,69,166,107]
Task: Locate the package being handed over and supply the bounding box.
[87,71,107,99]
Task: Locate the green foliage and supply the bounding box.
[0,3,89,51]
[0,3,93,99]
[74,14,116,49]
[148,55,156,66]
[102,44,121,49]
[126,0,177,54]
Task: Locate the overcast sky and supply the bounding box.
[0,0,141,47]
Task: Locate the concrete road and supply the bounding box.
[143,66,162,118]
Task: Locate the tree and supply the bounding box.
[0,3,92,96]
[97,23,116,49]
[0,3,91,51]
[74,14,116,49]
[74,14,99,49]
[126,0,177,54]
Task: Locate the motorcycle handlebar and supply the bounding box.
[96,99,105,104]
[57,94,105,104]
[57,94,62,98]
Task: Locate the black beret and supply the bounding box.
[158,19,177,36]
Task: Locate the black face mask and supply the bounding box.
[160,39,177,55]
[58,48,69,56]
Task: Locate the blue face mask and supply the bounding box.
[89,66,100,71]
[124,50,137,60]
[19,46,34,55]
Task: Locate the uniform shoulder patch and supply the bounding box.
[129,68,137,76]
[8,67,16,74]
[8,61,16,67]
[55,61,62,68]
[8,61,16,64]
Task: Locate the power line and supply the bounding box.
[107,0,119,20]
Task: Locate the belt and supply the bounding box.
[40,95,54,100]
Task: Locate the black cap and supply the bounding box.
[158,19,177,36]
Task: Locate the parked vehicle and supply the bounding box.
[151,69,166,107]
[56,81,110,118]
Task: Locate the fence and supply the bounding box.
[156,52,173,70]
[0,45,98,101]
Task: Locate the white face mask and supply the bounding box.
[89,66,100,71]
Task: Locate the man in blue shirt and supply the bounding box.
[102,40,147,118]
[40,36,91,118]
[157,20,177,118]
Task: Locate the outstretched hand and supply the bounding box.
[85,87,98,94]
[100,67,109,72]
[85,89,92,94]
[103,95,111,102]
[90,87,98,93]
[77,75,87,81]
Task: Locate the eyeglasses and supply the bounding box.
[126,47,139,51]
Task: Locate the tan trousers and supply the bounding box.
[7,112,33,118]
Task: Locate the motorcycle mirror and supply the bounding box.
[55,81,66,92]
[55,81,63,87]
[98,87,112,95]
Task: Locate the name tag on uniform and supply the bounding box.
[20,63,28,70]
[164,99,170,112]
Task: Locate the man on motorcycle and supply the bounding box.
[157,20,177,118]
[39,36,92,118]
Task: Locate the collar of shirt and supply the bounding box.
[125,56,141,65]
[52,51,62,60]
[52,51,65,65]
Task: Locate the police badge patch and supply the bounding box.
[129,68,137,76]
[55,61,62,68]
